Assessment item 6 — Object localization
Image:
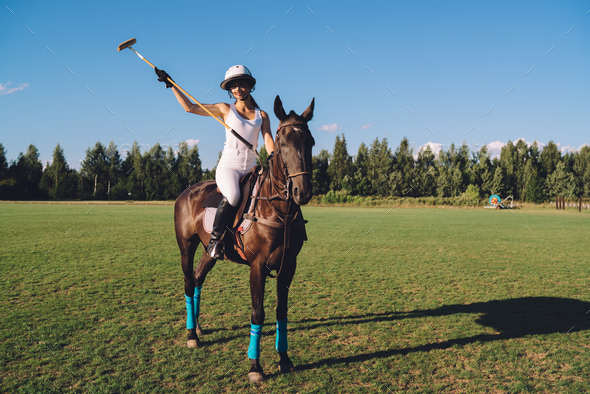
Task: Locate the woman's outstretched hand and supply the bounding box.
[155,67,174,88]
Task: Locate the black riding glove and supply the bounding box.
[268,151,274,161]
[155,67,174,88]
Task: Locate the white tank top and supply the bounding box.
[223,103,262,151]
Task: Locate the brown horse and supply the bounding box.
[174,95,315,382]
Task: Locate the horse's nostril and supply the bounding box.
[294,187,300,197]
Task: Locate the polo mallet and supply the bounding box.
[117,38,262,163]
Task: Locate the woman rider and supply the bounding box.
[156,65,274,260]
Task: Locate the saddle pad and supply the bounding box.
[203,207,253,234]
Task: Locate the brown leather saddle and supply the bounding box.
[201,165,264,229]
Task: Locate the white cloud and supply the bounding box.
[413,142,445,160]
[317,123,341,133]
[486,141,505,158]
[555,142,589,154]
[173,139,200,157]
[184,139,200,147]
[417,142,445,157]
[361,124,374,130]
[482,138,545,158]
[514,138,545,150]
[0,82,29,95]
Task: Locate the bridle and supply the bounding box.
[276,121,313,181]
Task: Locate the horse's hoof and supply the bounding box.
[278,364,296,374]
[196,327,204,337]
[248,372,265,383]
[186,339,198,348]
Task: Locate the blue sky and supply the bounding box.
[2,0,589,169]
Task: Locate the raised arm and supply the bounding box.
[171,86,229,119]
[260,110,275,154]
[155,67,229,120]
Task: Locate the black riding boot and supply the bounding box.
[206,197,236,260]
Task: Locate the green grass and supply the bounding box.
[1,203,589,393]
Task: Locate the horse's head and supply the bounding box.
[273,95,315,206]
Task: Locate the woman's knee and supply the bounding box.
[226,194,240,207]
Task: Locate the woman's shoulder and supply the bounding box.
[216,102,231,114]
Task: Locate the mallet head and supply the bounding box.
[117,38,137,51]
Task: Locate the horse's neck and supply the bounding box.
[259,157,293,216]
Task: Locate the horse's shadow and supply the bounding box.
[293,296,590,370]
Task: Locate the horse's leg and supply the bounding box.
[193,251,217,338]
[276,257,297,373]
[247,262,267,383]
[180,237,200,347]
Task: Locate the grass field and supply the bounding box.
[1,203,589,393]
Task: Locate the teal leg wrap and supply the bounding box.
[185,294,195,330]
[193,286,202,320]
[276,318,288,352]
[248,323,263,359]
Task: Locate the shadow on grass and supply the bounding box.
[293,296,590,371]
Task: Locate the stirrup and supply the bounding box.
[207,240,224,260]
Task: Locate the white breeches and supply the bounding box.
[215,149,257,207]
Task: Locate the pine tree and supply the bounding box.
[0,143,7,180]
[177,142,202,187]
[40,144,76,199]
[436,166,451,197]
[327,134,352,191]
[415,145,436,197]
[470,145,492,198]
[539,141,560,179]
[144,143,167,200]
[312,149,330,195]
[104,141,122,199]
[546,161,576,199]
[163,146,182,199]
[489,166,506,197]
[8,144,44,199]
[258,145,269,167]
[131,142,146,199]
[367,138,392,196]
[392,138,415,196]
[578,145,590,198]
[525,170,545,203]
[351,143,371,196]
[81,142,109,199]
[499,141,518,198]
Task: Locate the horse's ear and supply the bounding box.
[301,98,315,122]
[274,95,287,121]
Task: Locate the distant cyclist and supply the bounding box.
[156,65,274,259]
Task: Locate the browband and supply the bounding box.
[277,122,306,131]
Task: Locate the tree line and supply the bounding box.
[0,141,204,201]
[1,136,589,202]
[313,136,589,203]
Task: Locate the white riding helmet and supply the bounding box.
[220,65,256,90]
